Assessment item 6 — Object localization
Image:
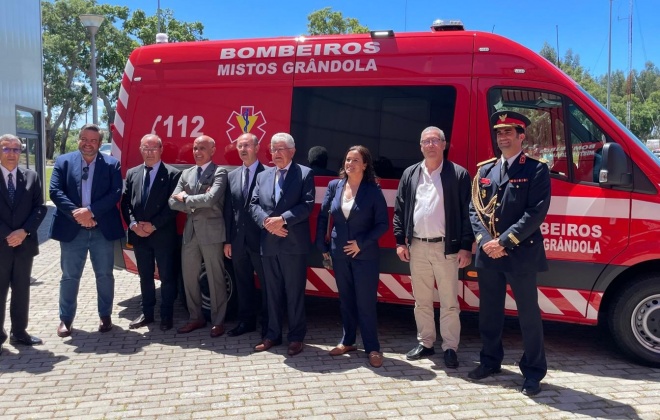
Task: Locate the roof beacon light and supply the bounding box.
[370,30,394,38]
[156,33,169,43]
[431,19,465,32]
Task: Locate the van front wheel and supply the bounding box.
[609,276,660,367]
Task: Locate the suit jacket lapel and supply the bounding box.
[265,166,277,204]
[12,168,26,205]
[334,179,348,221]
[347,180,367,221]
[147,164,168,206]
[0,172,11,206]
[248,162,264,203]
[198,163,215,193]
[135,164,146,206]
[506,153,525,181]
[74,156,83,201]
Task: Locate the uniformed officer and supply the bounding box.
[468,111,551,396]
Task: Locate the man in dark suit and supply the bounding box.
[0,134,47,353]
[50,124,124,337]
[250,132,315,356]
[469,111,551,396]
[169,135,228,338]
[223,133,268,337]
[121,134,181,331]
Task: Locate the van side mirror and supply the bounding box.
[598,143,632,187]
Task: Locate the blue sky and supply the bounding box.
[112,0,658,76]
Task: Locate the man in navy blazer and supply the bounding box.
[121,134,181,331]
[50,124,124,337]
[223,133,268,337]
[0,135,47,353]
[250,132,315,356]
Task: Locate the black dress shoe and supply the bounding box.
[443,349,459,368]
[521,379,542,396]
[10,333,43,346]
[99,316,113,333]
[406,344,435,360]
[160,318,173,331]
[129,314,154,329]
[227,322,257,337]
[468,364,502,380]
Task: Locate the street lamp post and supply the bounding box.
[79,14,105,126]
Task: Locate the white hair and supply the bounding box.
[271,132,295,148]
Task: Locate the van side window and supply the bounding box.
[567,103,609,183]
[290,86,457,179]
[487,88,571,178]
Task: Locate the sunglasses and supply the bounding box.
[82,166,89,181]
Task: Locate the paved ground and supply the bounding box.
[1,205,659,419]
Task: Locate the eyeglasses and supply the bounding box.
[140,147,161,153]
[1,147,21,154]
[82,166,90,181]
[420,138,444,147]
[270,147,292,154]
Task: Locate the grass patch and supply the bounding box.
[45,166,53,202]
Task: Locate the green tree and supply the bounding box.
[539,42,660,140]
[42,0,204,159]
[307,7,369,35]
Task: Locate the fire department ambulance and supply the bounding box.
[111,21,660,366]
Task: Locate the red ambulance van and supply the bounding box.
[111,21,660,366]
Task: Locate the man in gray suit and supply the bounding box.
[169,135,228,337]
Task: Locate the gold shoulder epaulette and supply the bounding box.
[477,157,497,167]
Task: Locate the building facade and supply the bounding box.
[0,0,45,180]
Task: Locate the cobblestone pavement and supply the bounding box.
[1,205,659,419]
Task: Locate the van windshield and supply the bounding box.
[576,84,657,161]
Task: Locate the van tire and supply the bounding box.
[198,260,237,322]
[609,276,660,367]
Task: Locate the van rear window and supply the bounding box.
[291,86,457,179]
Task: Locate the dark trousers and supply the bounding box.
[262,253,307,342]
[232,245,268,328]
[0,250,34,343]
[134,243,177,319]
[333,256,380,353]
[477,268,547,382]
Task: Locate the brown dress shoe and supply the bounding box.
[57,321,72,338]
[287,341,304,356]
[177,320,206,334]
[99,316,113,333]
[210,325,224,338]
[254,338,281,352]
[368,351,384,368]
[329,344,357,356]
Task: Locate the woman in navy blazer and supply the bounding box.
[315,145,389,368]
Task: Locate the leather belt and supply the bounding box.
[413,236,444,243]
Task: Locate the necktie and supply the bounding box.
[7,173,15,203]
[196,166,203,191]
[502,160,509,178]
[278,169,287,189]
[142,166,153,206]
[242,167,250,203]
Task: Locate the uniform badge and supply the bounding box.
[479,178,491,186]
[519,154,526,164]
[481,189,487,199]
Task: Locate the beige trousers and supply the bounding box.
[409,238,461,351]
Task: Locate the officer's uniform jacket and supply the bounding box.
[469,152,551,272]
